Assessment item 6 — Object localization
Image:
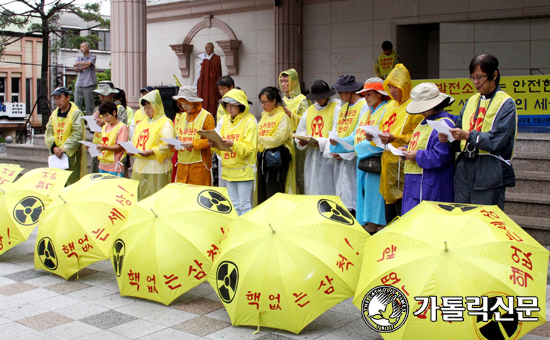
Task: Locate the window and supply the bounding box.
[11,77,20,102]
[60,27,80,49]
[26,78,32,115]
[0,78,5,102]
[92,30,110,51]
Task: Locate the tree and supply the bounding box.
[0,0,109,128]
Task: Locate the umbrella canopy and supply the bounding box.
[0,164,24,190]
[353,201,549,340]
[111,184,237,305]
[207,193,370,334]
[34,173,138,279]
[0,168,71,256]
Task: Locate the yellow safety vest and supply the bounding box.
[378,52,396,78]
[354,103,388,145]
[52,102,79,147]
[258,107,286,152]
[98,122,127,164]
[176,109,211,164]
[336,99,366,137]
[283,94,307,115]
[219,112,257,180]
[134,116,171,160]
[404,117,454,174]
[306,101,338,138]
[134,108,146,126]
[460,91,515,155]
[93,104,123,144]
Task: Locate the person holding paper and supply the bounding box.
[96,101,129,177]
[130,90,175,200]
[330,75,368,214]
[45,87,87,185]
[331,78,390,233]
[375,64,423,224]
[400,83,456,215]
[209,89,257,215]
[439,54,517,209]
[295,80,341,196]
[170,87,214,186]
[257,86,296,204]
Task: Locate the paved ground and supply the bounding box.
[1,230,549,340]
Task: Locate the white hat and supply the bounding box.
[93,81,119,96]
[406,82,455,114]
[172,86,203,102]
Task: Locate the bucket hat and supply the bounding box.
[172,86,203,102]
[406,82,455,114]
[331,75,364,93]
[306,80,337,101]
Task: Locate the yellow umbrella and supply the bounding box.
[0,168,71,256]
[0,164,24,191]
[34,173,138,279]
[207,193,370,334]
[111,183,237,305]
[353,201,549,340]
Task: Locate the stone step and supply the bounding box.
[508,171,550,195]
[508,215,550,246]
[505,192,550,219]
[514,133,550,153]
[32,134,45,146]
[512,152,550,172]
[6,143,50,158]
[0,154,50,173]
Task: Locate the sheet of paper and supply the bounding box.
[372,136,385,148]
[360,125,383,137]
[388,143,406,156]
[48,153,69,169]
[161,138,185,150]
[118,141,142,154]
[427,119,455,142]
[197,130,232,152]
[292,134,319,147]
[78,141,102,157]
[328,131,355,151]
[81,116,103,133]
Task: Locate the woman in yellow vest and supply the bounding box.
[374,64,423,224]
[330,75,368,213]
[295,80,341,196]
[95,101,129,177]
[400,83,456,215]
[441,54,517,209]
[170,86,215,186]
[331,78,390,233]
[280,68,309,194]
[45,87,87,185]
[257,86,296,204]
[130,90,175,200]
[129,86,153,138]
[209,89,257,215]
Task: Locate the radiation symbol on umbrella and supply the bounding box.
[113,239,125,277]
[90,174,119,181]
[473,294,521,340]
[13,196,45,226]
[216,261,239,303]
[37,237,58,270]
[197,190,232,214]
[435,203,479,213]
[317,199,354,225]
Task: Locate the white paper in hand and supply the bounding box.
[78,141,102,157]
[161,138,185,150]
[118,141,142,154]
[81,116,103,133]
[360,125,383,137]
[388,143,406,156]
[48,153,69,169]
[328,131,355,151]
[427,119,455,142]
[372,137,385,148]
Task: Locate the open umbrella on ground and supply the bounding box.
[0,168,71,256]
[207,193,370,334]
[34,173,138,279]
[111,183,237,305]
[0,164,24,190]
[353,201,549,340]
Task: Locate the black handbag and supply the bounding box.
[262,146,292,170]
[358,155,382,173]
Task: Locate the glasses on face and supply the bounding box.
[259,100,272,105]
[470,74,488,82]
